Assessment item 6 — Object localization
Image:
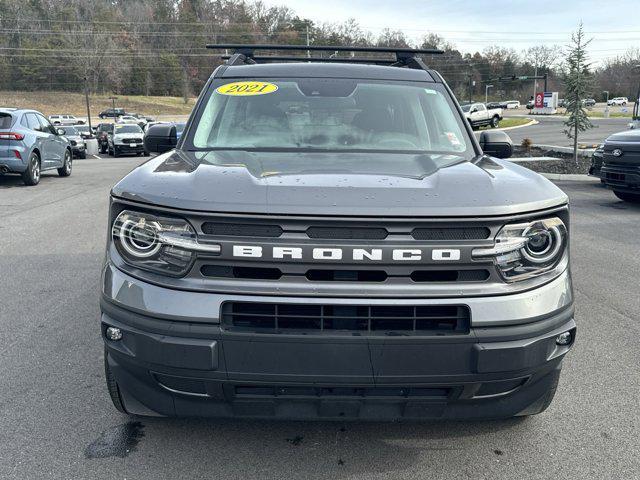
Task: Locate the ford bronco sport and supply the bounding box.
[100,45,575,420]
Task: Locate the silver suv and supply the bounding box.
[0,108,72,186]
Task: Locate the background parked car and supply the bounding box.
[60,126,86,159]
[118,115,147,129]
[485,102,502,109]
[505,101,520,109]
[48,114,86,126]
[0,107,72,186]
[607,97,628,106]
[74,124,93,140]
[582,98,596,107]
[99,108,125,119]
[95,123,113,154]
[107,123,146,157]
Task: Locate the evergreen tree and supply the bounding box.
[562,22,594,164]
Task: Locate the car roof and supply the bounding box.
[218,62,435,82]
[0,107,42,115]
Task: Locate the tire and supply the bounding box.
[22,152,41,186]
[104,349,127,414]
[57,149,72,177]
[143,151,150,157]
[113,147,119,158]
[490,115,500,128]
[78,151,86,159]
[613,190,640,203]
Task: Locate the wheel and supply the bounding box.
[57,149,72,177]
[113,147,119,158]
[104,349,127,414]
[22,152,41,186]
[622,102,627,106]
[490,116,500,128]
[613,190,640,203]
[78,151,86,159]
[143,151,150,157]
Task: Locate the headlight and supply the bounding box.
[472,217,567,282]
[112,210,220,276]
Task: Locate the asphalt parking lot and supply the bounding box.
[1,155,639,479]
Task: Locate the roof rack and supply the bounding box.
[207,44,444,71]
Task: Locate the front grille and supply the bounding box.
[202,264,490,283]
[121,138,141,144]
[221,302,470,334]
[412,227,491,240]
[307,226,388,239]
[201,222,283,237]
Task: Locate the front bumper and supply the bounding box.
[601,164,640,191]
[100,264,575,419]
[114,143,145,154]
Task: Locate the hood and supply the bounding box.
[112,150,568,216]
[114,132,143,138]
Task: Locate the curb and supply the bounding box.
[533,144,594,157]
[540,173,598,181]
[497,119,538,131]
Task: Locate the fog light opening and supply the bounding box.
[105,326,123,341]
[555,331,572,346]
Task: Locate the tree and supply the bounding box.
[562,23,594,164]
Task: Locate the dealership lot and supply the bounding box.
[0,157,639,479]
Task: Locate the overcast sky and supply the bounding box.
[261,0,639,64]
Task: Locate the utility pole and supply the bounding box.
[109,96,117,120]
[306,26,310,58]
[485,84,494,104]
[84,76,92,131]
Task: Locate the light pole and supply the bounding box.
[603,90,610,118]
[485,84,494,104]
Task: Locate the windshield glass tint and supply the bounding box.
[192,80,471,157]
[115,125,142,133]
[64,126,79,135]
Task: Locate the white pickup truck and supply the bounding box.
[460,103,503,129]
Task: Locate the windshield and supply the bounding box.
[64,126,79,135]
[115,125,142,134]
[191,79,472,159]
[76,126,89,133]
[175,123,186,133]
[460,104,471,112]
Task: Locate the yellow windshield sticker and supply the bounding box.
[216,81,278,96]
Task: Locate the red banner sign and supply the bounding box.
[535,92,544,108]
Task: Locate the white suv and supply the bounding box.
[607,97,628,106]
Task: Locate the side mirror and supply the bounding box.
[479,130,513,159]
[144,123,177,154]
[57,128,65,135]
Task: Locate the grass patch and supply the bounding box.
[0,91,196,117]
[586,110,632,118]
[477,117,532,130]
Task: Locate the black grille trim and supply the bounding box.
[412,227,491,240]
[306,226,388,239]
[201,222,283,237]
[221,302,470,334]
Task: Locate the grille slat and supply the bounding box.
[411,227,491,240]
[201,222,283,237]
[222,302,470,335]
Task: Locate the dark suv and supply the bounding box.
[99,108,126,119]
[100,45,575,420]
[599,129,640,202]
